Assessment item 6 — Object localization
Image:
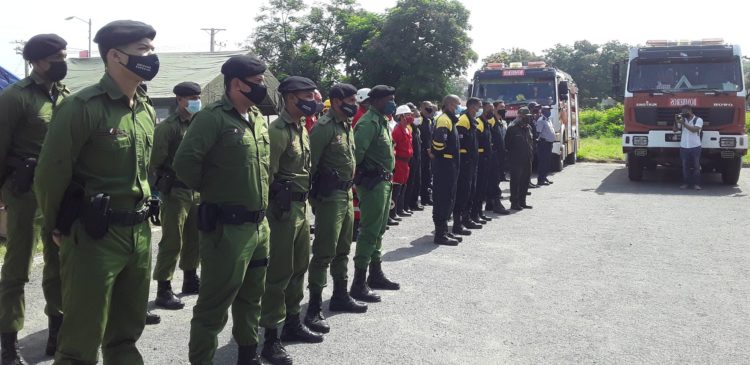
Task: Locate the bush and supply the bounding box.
[579,104,624,138]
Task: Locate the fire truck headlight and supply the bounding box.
[720,137,737,148]
[633,136,649,146]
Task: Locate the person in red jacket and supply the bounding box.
[390,105,414,220]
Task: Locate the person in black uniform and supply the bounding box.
[430,95,461,246]
[527,102,541,189]
[486,101,510,215]
[452,97,482,236]
[418,101,435,206]
[404,103,423,212]
[470,101,495,224]
[505,107,535,210]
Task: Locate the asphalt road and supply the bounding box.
[12,163,750,364]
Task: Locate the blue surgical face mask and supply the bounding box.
[477,108,484,117]
[455,105,466,115]
[384,100,397,115]
[542,110,551,118]
[187,99,202,114]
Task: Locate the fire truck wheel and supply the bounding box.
[721,157,742,185]
[627,153,644,181]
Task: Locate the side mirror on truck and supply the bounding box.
[558,81,569,101]
[611,62,622,100]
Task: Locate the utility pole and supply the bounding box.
[201,28,226,52]
[11,40,28,77]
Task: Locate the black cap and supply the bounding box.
[278,76,317,94]
[329,83,357,100]
[23,34,67,61]
[368,85,396,99]
[173,81,201,97]
[94,20,156,57]
[527,101,540,109]
[221,55,267,79]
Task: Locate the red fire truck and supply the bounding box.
[620,39,747,184]
[469,61,580,171]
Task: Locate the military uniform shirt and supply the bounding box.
[309,110,355,200]
[268,109,310,192]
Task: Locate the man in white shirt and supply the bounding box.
[535,106,556,185]
[673,105,704,190]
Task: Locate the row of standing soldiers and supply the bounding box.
[0,19,413,365]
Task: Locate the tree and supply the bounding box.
[482,48,539,66]
[354,0,478,103]
[250,0,306,81]
[446,76,470,99]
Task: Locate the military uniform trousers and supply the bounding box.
[260,201,310,328]
[353,181,391,269]
[509,156,532,206]
[189,221,269,365]
[152,188,200,281]
[431,158,458,224]
[53,221,151,365]
[308,198,354,293]
[0,182,62,333]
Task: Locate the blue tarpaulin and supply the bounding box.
[0,65,20,90]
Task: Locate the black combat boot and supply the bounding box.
[463,214,483,229]
[146,311,161,325]
[349,267,381,303]
[329,280,367,313]
[280,315,324,343]
[446,231,463,242]
[434,223,459,246]
[45,315,63,356]
[452,212,471,236]
[304,290,330,334]
[1,332,25,365]
[367,261,400,290]
[479,212,493,222]
[182,269,200,295]
[470,213,487,224]
[493,198,510,215]
[261,328,292,365]
[237,344,262,365]
[155,281,185,310]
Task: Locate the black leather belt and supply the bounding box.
[335,180,354,190]
[218,205,266,224]
[109,207,150,226]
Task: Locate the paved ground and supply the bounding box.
[11,163,750,364]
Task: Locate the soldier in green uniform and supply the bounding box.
[0,34,69,364]
[150,82,202,311]
[350,85,400,303]
[34,20,159,365]
[258,76,322,365]
[304,83,368,335]
[174,55,270,365]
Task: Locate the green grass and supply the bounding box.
[578,137,624,163]
[577,136,750,165]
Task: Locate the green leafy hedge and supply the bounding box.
[579,104,624,138]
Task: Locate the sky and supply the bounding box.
[2,0,749,81]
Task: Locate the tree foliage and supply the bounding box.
[482,48,539,65]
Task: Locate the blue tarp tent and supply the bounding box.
[0,65,20,91]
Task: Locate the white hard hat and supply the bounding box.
[356,88,371,103]
[395,105,411,116]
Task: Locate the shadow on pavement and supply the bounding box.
[19,329,50,365]
[380,235,437,262]
[588,166,746,197]
[215,338,238,365]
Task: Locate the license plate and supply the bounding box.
[665,133,681,142]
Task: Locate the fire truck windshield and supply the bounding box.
[474,79,556,105]
[627,58,743,93]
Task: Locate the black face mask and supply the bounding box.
[118,50,159,81]
[341,102,357,117]
[425,107,434,114]
[497,110,506,119]
[45,61,67,82]
[296,98,319,116]
[239,79,268,105]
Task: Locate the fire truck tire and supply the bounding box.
[627,153,644,181]
[721,157,742,185]
[552,145,564,172]
[565,139,577,165]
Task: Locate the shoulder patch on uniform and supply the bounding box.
[316,115,332,125]
[16,78,33,88]
[75,84,107,101]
